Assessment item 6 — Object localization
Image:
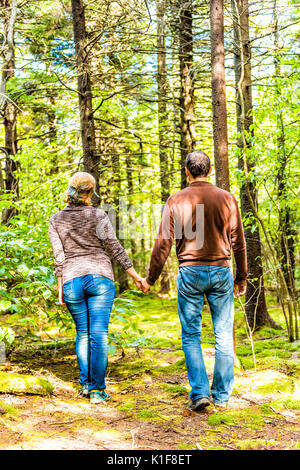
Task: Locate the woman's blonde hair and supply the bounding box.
[67,171,96,206]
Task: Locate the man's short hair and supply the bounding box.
[185,150,211,178]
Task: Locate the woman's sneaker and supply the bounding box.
[79,383,90,397]
[90,390,111,404]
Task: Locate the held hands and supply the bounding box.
[140,278,151,294]
[234,280,246,298]
[133,276,151,294]
[126,267,152,294]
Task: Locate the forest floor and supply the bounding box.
[0,293,299,450]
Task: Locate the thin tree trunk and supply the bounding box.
[157,0,171,293]
[71,0,99,204]
[178,1,196,189]
[0,0,19,224]
[210,0,230,191]
[232,0,279,330]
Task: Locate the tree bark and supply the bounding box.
[112,148,129,294]
[272,0,296,299]
[232,0,279,330]
[157,0,171,293]
[178,1,196,189]
[71,0,99,204]
[210,0,230,191]
[0,0,19,224]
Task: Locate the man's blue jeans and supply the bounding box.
[177,265,234,405]
[63,274,115,392]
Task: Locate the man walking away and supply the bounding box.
[141,150,247,411]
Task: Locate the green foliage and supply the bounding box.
[0,327,15,348]
[108,292,152,354]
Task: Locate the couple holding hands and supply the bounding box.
[49,150,247,410]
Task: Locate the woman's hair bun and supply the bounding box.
[66,172,96,206]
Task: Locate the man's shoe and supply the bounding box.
[188,397,211,411]
[90,390,111,404]
[213,401,228,410]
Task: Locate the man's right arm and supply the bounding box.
[145,199,174,287]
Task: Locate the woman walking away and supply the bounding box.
[48,172,143,404]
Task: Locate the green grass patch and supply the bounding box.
[162,384,189,396]
[0,400,19,417]
[206,446,226,450]
[136,409,156,420]
[119,402,135,412]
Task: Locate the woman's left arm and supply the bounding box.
[57,276,66,306]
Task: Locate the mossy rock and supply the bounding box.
[0,372,54,396]
[236,439,278,450]
[271,397,300,411]
[234,369,294,396]
[239,356,255,370]
[207,408,265,430]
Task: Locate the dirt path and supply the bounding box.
[0,342,299,450]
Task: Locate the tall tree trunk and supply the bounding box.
[157,0,171,293]
[0,0,19,224]
[45,56,58,175]
[210,0,230,191]
[71,0,99,204]
[210,0,241,364]
[111,145,129,294]
[157,0,170,204]
[272,0,296,299]
[178,1,196,189]
[124,109,138,267]
[47,94,58,174]
[232,0,279,330]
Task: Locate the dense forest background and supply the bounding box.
[0,0,299,344]
[0,0,299,452]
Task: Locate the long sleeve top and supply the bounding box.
[146,181,247,286]
[48,204,133,284]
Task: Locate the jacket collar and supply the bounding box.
[189,181,212,187]
[64,204,91,211]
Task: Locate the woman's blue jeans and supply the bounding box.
[177,265,235,405]
[63,274,115,392]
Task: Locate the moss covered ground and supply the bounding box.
[0,292,298,450]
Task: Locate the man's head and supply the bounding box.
[185,150,212,181]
